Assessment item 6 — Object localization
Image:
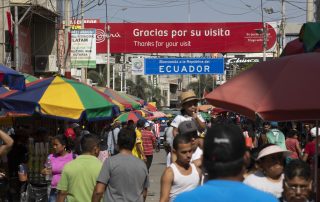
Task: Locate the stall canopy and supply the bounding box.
[0,73,39,94]
[95,87,142,111]
[115,111,146,123]
[0,64,26,90]
[205,52,320,121]
[0,76,120,121]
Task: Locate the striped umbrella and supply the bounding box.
[96,87,141,111]
[23,73,38,83]
[0,76,119,121]
[123,93,146,106]
[114,111,146,123]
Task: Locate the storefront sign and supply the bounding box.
[145,58,224,75]
[71,29,96,68]
[225,57,273,65]
[84,22,277,53]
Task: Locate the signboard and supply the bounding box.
[84,22,277,53]
[71,29,96,68]
[96,54,115,64]
[225,57,274,65]
[145,58,224,75]
[131,58,144,75]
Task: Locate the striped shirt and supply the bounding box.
[142,129,156,156]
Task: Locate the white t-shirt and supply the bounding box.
[244,171,284,198]
[171,114,205,129]
[191,147,203,162]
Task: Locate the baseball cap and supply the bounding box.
[178,121,198,136]
[71,123,80,128]
[270,121,278,127]
[310,127,320,137]
[257,145,291,160]
[144,122,151,128]
[203,124,245,163]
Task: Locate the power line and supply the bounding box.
[286,1,307,11]
[202,0,259,15]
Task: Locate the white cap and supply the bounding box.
[257,145,291,160]
[311,127,320,137]
[144,122,151,128]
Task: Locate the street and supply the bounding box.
[146,149,166,202]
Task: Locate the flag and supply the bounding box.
[6,11,14,46]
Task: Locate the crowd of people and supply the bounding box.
[0,90,319,202]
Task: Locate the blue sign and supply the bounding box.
[144,58,224,75]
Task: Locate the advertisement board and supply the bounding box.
[71,29,96,68]
[145,58,224,75]
[84,22,277,53]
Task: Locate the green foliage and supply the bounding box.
[187,75,214,98]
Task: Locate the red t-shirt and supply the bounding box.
[285,138,299,159]
[304,141,316,163]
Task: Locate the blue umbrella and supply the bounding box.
[0,64,25,90]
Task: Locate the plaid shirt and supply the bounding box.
[142,129,156,156]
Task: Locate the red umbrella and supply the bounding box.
[205,52,320,121]
[281,38,304,56]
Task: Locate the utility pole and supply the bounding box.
[105,0,111,88]
[261,0,266,61]
[14,6,19,71]
[307,0,314,22]
[280,0,286,52]
[0,0,5,65]
[80,0,86,83]
[64,0,71,78]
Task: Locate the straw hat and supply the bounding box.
[257,145,291,160]
[180,91,199,105]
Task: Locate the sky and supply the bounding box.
[77,0,308,24]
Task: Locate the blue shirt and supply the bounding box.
[174,180,278,202]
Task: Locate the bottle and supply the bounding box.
[18,164,28,182]
[19,164,26,174]
[44,157,52,181]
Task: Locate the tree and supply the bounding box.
[126,75,151,100]
[188,75,213,98]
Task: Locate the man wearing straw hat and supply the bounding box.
[171,90,206,138]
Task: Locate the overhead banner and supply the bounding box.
[145,58,224,75]
[71,29,96,68]
[84,22,277,53]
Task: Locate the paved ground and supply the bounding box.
[146,149,167,202]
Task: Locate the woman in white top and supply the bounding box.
[244,144,291,198]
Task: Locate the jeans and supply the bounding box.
[48,188,57,202]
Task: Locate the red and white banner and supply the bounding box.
[84,22,277,53]
[18,25,32,74]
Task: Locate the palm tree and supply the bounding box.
[188,75,214,98]
[149,85,166,108]
[126,75,151,100]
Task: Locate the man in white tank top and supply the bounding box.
[160,134,201,202]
